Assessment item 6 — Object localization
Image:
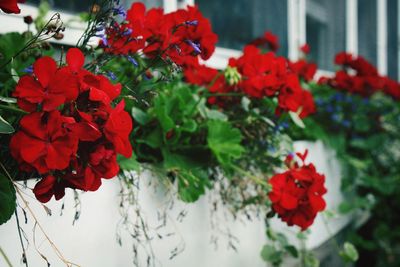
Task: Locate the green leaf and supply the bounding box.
[131,106,150,125]
[11,67,19,83]
[339,242,359,262]
[205,109,228,121]
[0,115,14,134]
[0,96,16,103]
[207,120,244,169]
[163,152,210,202]
[117,154,140,172]
[284,245,298,258]
[0,174,16,225]
[289,111,305,128]
[260,245,282,266]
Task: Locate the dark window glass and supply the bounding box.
[25,0,162,13]
[306,0,346,70]
[387,0,398,80]
[126,0,163,8]
[26,0,91,12]
[358,0,377,66]
[197,0,288,56]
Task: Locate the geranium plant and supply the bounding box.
[0,1,335,266]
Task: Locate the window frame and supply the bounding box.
[1,0,396,78]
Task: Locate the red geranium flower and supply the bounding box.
[89,145,119,179]
[14,55,79,111]
[300,44,310,54]
[33,175,68,203]
[248,31,279,52]
[0,0,24,14]
[10,111,78,174]
[268,150,327,230]
[104,100,133,158]
[288,59,317,82]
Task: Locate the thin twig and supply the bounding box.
[14,210,29,267]
[0,246,13,267]
[0,162,81,267]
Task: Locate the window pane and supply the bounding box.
[25,0,162,13]
[25,0,91,12]
[197,0,288,56]
[387,0,398,80]
[358,0,377,66]
[126,0,163,8]
[306,0,346,70]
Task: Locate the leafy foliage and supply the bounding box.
[0,174,16,225]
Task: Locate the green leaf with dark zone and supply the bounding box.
[207,120,244,169]
[163,151,211,203]
[0,174,16,225]
[131,106,151,125]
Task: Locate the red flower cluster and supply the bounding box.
[183,58,234,106]
[287,44,317,82]
[103,3,217,65]
[248,31,279,52]
[183,43,316,118]
[0,0,24,14]
[268,150,327,230]
[229,45,316,118]
[10,48,133,203]
[320,52,400,100]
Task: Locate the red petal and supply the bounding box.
[66,48,85,72]
[280,192,298,210]
[0,0,21,14]
[33,56,57,88]
[19,134,46,164]
[33,175,56,203]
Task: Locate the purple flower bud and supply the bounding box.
[95,25,104,32]
[106,71,117,81]
[185,20,198,26]
[122,28,132,36]
[186,40,201,55]
[101,36,109,47]
[126,55,139,67]
[23,65,33,74]
[113,6,127,18]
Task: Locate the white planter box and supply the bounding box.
[0,141,353,267]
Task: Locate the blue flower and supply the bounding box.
[342,120,351,128]
[326,105,334,113]
[314,98,324,106]
[113,6,127,18]
[185,20,198,26]
[331,114,341,122]
[186,40,201,54]
[23,65,33,74]
[122,28,132,36]
[101,35,109,47]
[333,92,344,102]
[106,71,117,81]
[126,55,139,67]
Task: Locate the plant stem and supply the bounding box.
[232,165,270,188]
[0,246,13,267]
[14,210,28,267]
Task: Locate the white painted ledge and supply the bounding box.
[0,140,354,267]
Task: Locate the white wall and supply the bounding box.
[0,141,354,267]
